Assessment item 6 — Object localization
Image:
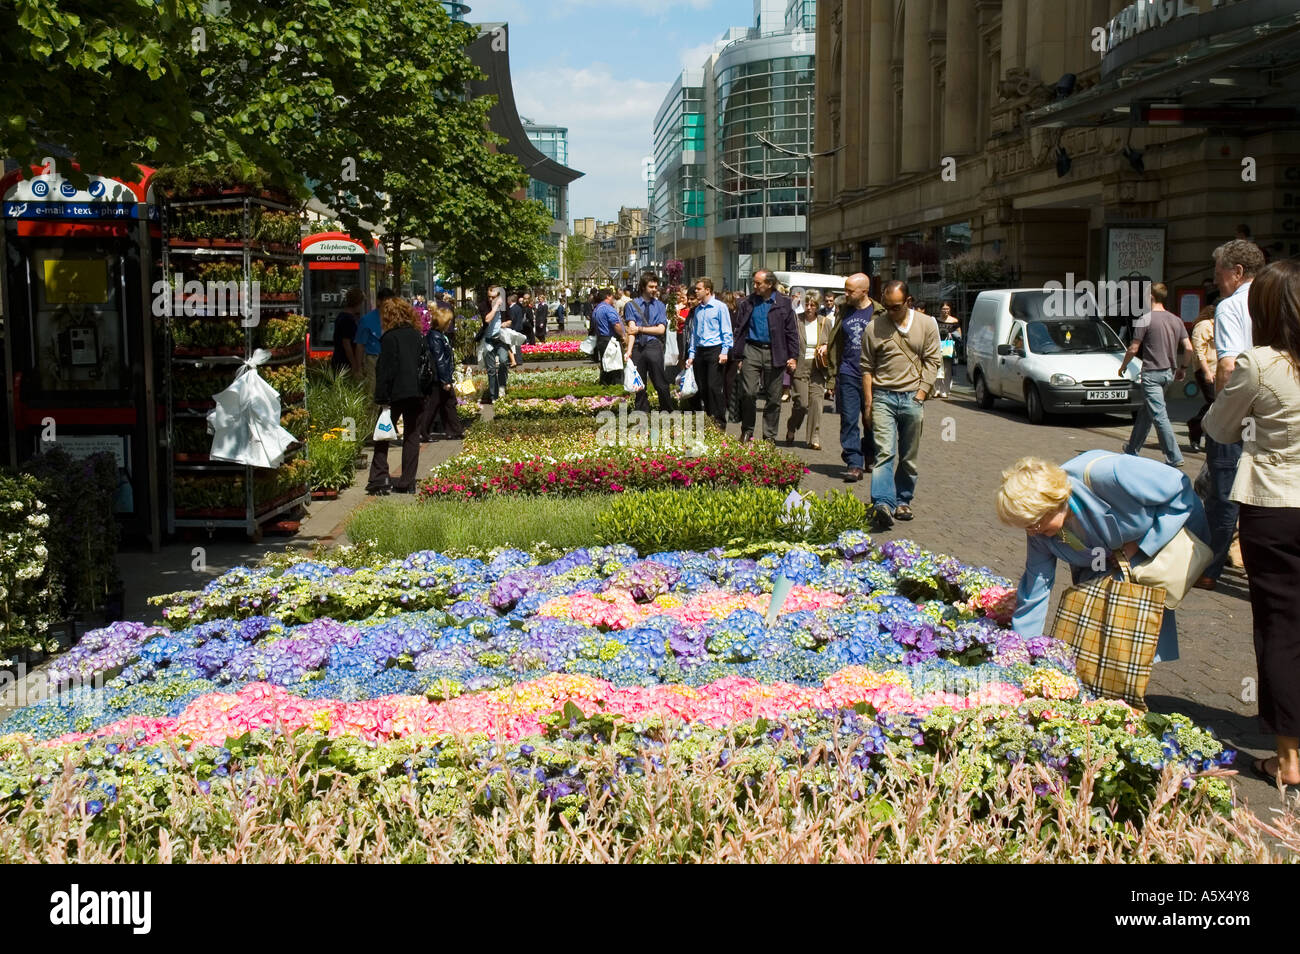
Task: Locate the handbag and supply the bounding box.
[453,368,477,399]
[579,335,598,355]
[663,326,680,366]
[1048,552,1164,710]
[677,366,699,398]
[1082,454,1213,609]
[418,340,436,396]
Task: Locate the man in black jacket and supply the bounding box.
[733,269,800,442]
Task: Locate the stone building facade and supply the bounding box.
[811,0,1300,318]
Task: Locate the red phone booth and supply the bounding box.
[1,163,164,549]
[302,232,385,361]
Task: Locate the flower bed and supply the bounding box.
[418,433,804,499]
[521,340,588,361]
[0,537,1242,858]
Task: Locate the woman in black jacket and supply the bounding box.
[366,296,425,495]
[417,307,464,441]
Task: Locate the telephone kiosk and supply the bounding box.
[0,163,164,549]
[302,232,386,361]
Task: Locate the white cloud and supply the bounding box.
[677,41,716,71]
[513,63,668,222]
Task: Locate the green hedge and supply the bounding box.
[593,487,870,554]
[346,486,868,558]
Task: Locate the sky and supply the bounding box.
[466,0,756,226]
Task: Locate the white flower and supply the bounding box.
[26,513,49,528]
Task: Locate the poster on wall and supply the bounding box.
[1106,226,1165,283]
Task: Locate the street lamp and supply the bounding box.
[755,93,843,269]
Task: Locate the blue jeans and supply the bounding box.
[1125,368,1182,465]
[837,371,873,469]
[485,343,510,399]
[869,389,924,510]
[1204,437,1242,580]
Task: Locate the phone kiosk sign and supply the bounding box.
[0,164,163,549]
[302,232,383,361]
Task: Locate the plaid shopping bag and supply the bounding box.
[1047,555,1164,710]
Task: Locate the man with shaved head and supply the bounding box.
[823,273,879,481]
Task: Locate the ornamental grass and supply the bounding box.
[1,720,1293,863]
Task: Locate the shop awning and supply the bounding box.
[1027,7,1300,129]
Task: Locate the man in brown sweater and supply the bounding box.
[863,279,942,529]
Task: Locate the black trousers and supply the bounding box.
[417,386,464,440]
[693,345,726,426]
[1239,504,1300,737]
[631,338,674,414]
[367,396,424,492]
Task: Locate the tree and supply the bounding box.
[0,0,205,182]
[563,234,592,284]
[434,191,555,294]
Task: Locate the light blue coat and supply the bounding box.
[1011,451,1211,656]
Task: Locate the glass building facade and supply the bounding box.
[524,122,571,225]
[650,3,816,283]
[715,52,815,224]
[652,71,708,259]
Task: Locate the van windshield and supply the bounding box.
[1025,320,1124,355]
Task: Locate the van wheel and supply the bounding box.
[974,372,994,409]
[1025,384,1047,425]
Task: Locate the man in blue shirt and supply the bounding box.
[354,287,395,402]
[822,273,877,481]
[623,272,675,414]
[733,269,799,442]
[686,277,733,426]
[592,288,625,385]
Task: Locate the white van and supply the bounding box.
[772,271,846,296]
[966,288,1141,424]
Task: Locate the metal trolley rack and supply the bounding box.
[161,190,309,541]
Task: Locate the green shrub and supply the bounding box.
[19,449,119,619]
[593,487,869,553]
[346,495,607,556]
[306,366,374,491]
[0,472,60,655]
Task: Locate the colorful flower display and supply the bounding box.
[0,534,1238,843]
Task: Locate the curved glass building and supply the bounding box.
[652,1,816,289]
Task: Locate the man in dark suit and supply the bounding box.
[732,269,800,442]
[535,295,549,341]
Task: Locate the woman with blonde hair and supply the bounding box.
[996,451,1210,662]
[366,296,425,494]
[1204,259,1300,788]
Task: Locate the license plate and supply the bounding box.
[1085,389,1128,401]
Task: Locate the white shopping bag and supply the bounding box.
[663,329,679,366]
[602,338,624,372]
[207,349,299,468]
[373,407,397,442]
[579,335,598,355]
[624,362,645,393]
[500,327,527,349]
[677,367,699,398]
